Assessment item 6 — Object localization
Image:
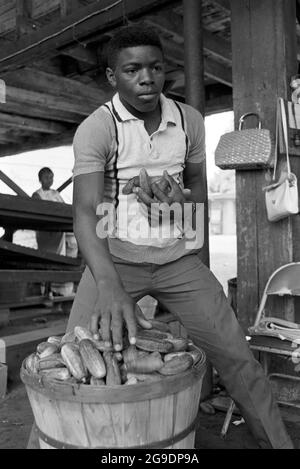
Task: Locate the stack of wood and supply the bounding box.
[0,190,84,387]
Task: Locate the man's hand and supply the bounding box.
[88,281,152,351]
[134,170,191,206]
[122,175,141,195]
[133,170,191,226]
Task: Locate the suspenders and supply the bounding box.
[174,100,190,162]
[103,103,120,210]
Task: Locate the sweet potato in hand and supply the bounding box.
[122,175,140,195]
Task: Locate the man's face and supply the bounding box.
[106,45,165,114]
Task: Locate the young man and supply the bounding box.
[69,25,292,449]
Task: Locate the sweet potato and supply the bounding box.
[139,168,153,198]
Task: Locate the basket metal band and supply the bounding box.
[35,412,201,450]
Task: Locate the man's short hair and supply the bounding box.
[106,23,163,69]
[38,167,53,180]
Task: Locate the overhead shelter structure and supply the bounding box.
[0,0,299,333]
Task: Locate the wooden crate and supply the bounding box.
[0,319,67,382]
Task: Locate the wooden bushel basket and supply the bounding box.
[20,348,206,449]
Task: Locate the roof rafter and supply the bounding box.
[0,112,69,134]
[2,67,108,101]
[144,11,232,64]
[5,85,97,116]
[60,44,99,65]
[161,37,232,87]
[0,0,180,72]
[0,128,76,158]
[209,0,231,13]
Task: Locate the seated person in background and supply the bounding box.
[32,167,66,256]
[32,167,70,297]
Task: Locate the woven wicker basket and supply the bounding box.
[215,113,272,170]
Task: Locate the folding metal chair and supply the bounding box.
[221,262,300,437]
[253,262,300,328]
[250,262,300,372]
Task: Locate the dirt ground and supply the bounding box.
[0,380,299,450]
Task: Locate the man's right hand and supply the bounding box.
[88,281,152,351]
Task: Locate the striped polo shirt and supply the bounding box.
[73,93,206,264]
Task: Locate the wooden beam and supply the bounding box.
[0,193,73,218]
[57,177,72,193]
[0,131,24,144]
[0,127,28,143]
[161,37,232,86]
[15,0,35,38]
[0,101,83,124]
[203,29,232,64]
[0,128,76,158]
[60,44,99,65]
[0,193,73,231]
[32,0,61,18]
[60,0,73,17]
[0,1,13,17]
[0,112,69,134]
[0,74,108,128]
[205,59,232,87]
[0,270,83,282]
[209,0,231,13]
[0,137,16,144]
[0,170,29,197]
[205,94,233,115]
[0,239,81,267]
[0,0,180,72]
[165,68,215,88]
[2,67,109,102]
[5,85,97,116]
[144,12,232,64]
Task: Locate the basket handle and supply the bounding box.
[238,113,262,131]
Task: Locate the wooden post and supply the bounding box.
[15,0,34,38]
[183,0,210,269]
[231,0,298,330]
[183,0,212,400]
[60,0,74,17]
[183,0,205,113]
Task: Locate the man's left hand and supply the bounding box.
[133,171,191,226]
[133,170,191,207]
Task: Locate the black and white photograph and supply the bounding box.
[0,0,299,452]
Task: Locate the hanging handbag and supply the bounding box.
[278,99,300,155]
[264,98,299,222]
[214,113,272,170]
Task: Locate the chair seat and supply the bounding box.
[249,334,296,357]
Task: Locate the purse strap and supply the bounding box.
[272,98,291,181]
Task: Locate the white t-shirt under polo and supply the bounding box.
[73,93,206,264]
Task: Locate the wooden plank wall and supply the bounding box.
[231,0,299,330]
